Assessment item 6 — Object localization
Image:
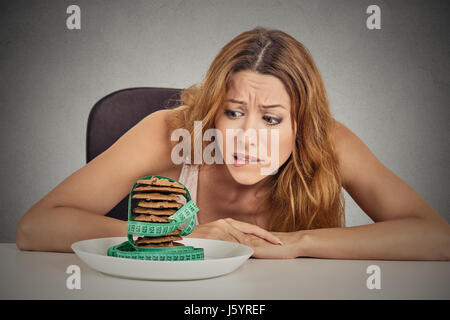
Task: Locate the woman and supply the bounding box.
[16,27,449,260]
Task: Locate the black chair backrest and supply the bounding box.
[86,87,181,220]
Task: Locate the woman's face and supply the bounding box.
[214,70,296,185]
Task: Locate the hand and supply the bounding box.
[238,231,303,259]
[184,218,303,259]
[184,217,282,246]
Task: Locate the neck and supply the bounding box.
[205,163,272,202]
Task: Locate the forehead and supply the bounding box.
[227,71,291,108]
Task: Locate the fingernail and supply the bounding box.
[273,237,283,245]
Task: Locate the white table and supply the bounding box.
[0,243,448,299]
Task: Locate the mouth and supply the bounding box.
[232,152,261,165]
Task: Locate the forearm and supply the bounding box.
[16,206,127,253]
[296,217,450,260]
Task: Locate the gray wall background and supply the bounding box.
[0,0,448,242]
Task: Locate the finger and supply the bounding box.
[224,218,282,245]
[225,218,281,244]
[221,222,247,244]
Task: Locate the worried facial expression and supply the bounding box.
[214,70,296,185]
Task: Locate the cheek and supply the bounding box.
[214,117,225,140]
[214,115,242,147]
[214,114,233,138]
[214,117,231,158]
[268,124,295,160]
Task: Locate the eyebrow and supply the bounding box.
[227,99,286,110]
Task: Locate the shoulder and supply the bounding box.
[140,105,188,142]
[130,105,189,173]
[331,120,351,185]
[330,120,445,225]
[136,105,187,158]
[332,119,361,155]
[331,119,378,188]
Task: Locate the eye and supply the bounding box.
[263,115,282,126]
[224,109,243,118]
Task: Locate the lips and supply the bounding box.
[233,152,260,163]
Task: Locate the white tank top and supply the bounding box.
[177,163,200,225]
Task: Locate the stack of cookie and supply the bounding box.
[131,177,188,248]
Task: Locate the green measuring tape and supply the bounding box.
[107,175,204,261]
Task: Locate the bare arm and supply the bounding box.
[296,121,450,260]
[233,121,449,260]
[295,217,449,260]
[16,109,175,252]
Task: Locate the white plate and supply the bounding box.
[71,237,253,280]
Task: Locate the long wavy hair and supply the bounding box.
[165,27,345,231]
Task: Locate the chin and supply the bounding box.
[226,163,266,185]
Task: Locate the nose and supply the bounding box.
[242,111,258,132]
[237,112,259,153]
